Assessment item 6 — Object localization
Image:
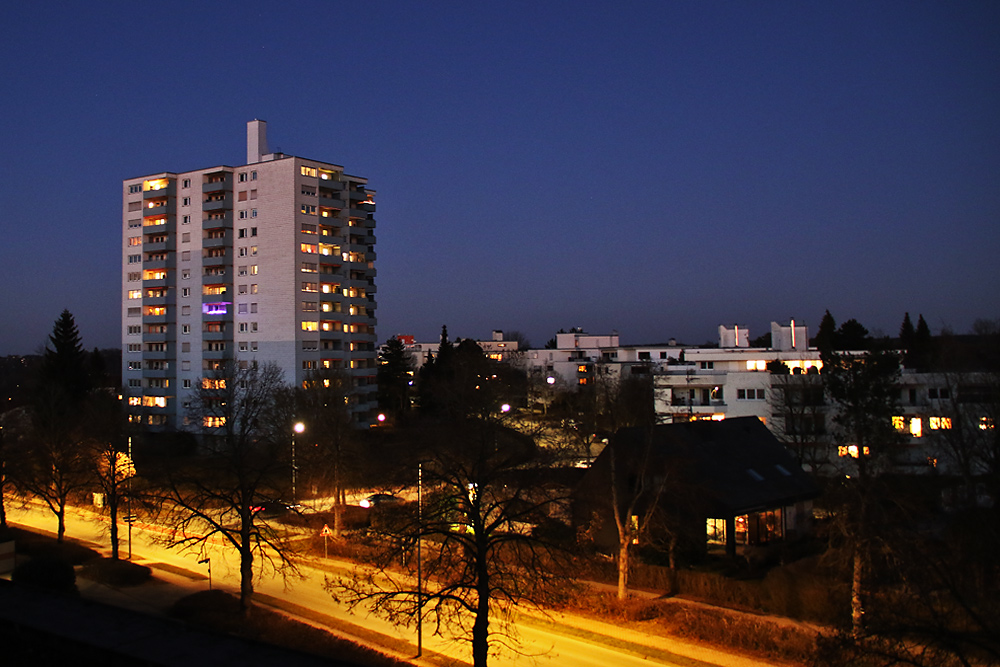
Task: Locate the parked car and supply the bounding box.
[359,493,401,509]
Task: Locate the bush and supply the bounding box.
[79,558,152,587]
[12,556,78,595]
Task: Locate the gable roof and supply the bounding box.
[609,417,819,517]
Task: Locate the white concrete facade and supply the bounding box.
[122,121,378,431]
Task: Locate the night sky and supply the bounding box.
[1,2,997,355]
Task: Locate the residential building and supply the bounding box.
[122,120,378,430]
[401,330,520,367]
[572,417,819,560]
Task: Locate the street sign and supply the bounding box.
[320,524,332,536]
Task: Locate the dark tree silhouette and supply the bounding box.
[329,418,572,667]
[377,336,414,420]
[150,361,296,612]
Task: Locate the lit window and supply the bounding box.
[892,416,906,431]
[301,205,317,215]
[128,290,142,299]
[302,282,318,292]
[302,321,319,331]
[746,360,767,371]
[203,416,226,428]
[301,243,318,254]
[301,166,318,177]
[203,303,228,315]
[128,236,141,246]
[250,265,258,275]
[929,417,952,430]
[909,418,923,438]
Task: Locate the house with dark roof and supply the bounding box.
[573,417,820,561]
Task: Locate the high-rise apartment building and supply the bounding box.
[122,120,378,429]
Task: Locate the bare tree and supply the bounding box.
[822,343,902,640]
[329,417,573,667]
[295,368,355,537]
[767,362,830,471]
[93,440,135,560]
[150,361,295,612]
[607,428,670,599]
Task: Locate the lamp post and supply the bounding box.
[292,421,305,503]
[417,462,423,658]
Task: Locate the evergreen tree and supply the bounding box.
[838,319,870,350]
[899,312,915,345]
[816,310,838,353]
[376,336,413,419]
[40,309,90,404]
[912,314,933,370]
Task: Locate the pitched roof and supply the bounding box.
[611,417,819,517]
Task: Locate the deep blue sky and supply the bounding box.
[1,2,997,354]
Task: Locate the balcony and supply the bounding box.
[143,293,170,307]
[203,234,227,249]
[142,313,169,325]
[201,288,230,303]
[201,270,228,284]
[203,173,233,193]
[143,330,169,344]
[203,348,233,361]
[141,367,170,379]
[203,212,233,229]
[143,256,174,271]
[202,248,232,266]
[203,193,232,211]
[143,348,170,361]
[143,239,169,253]
[202,328,228,342]
[143,182,175,199]
[143,201,174,218]
[347,188,367,202]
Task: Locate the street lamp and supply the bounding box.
[292,421,305,503]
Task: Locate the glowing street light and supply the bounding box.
[292,421,305,502]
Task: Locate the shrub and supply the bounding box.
[12,556,78,595]
[80,558,152,587]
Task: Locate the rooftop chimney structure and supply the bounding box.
[247,119,268,163]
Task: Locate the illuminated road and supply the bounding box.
[7,501,783,667]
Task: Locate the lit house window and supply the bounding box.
[746,360,767,371]
[301,166,318,177]
[929,417,952,430]
[203,416,226,428]
[301,243,318,254]
[128,290,142,299]
[302,321,319,332]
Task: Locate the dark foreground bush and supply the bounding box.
[80,558,152,587]
[170,591,413,667]
[9,526,101,565]
[12,556,78,595]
